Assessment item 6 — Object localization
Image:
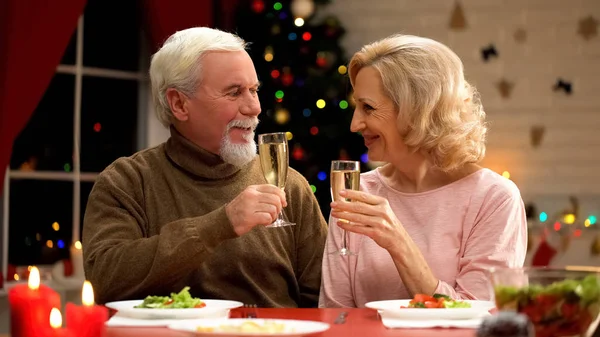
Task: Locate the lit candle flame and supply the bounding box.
[74,241,82,249]
[28,266,40,290]
[82,280,95,306]
[50,308,62,328]
[14,274,19,281]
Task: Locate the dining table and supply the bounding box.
[102,307,478,337]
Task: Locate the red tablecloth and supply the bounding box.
[104,308,477,337]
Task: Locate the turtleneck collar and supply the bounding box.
[164,126,243,180]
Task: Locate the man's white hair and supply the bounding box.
[149,27,248,128]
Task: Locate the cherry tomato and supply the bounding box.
[195,302,206,308]
[413,294,436,303]
[520,304,542,323]
[424,301,439,308]
[535,294,558,307]
[560,302,579,319]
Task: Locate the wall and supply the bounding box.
[321,0,600,197]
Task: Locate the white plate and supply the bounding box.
[168,318,331,336]
[365,300,495,320]
[105,299,243,320]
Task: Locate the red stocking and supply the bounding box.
[531,239,557,267]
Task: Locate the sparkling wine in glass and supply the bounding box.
[258,132,295,227]
[330,160,360,256]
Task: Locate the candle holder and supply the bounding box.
[8,266,61,337]
[45,308,74,337]
[65,280,109,337]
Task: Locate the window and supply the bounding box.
[1,0,147,283]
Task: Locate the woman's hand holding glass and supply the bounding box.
[330,190,407,253]
[330,160,361,256]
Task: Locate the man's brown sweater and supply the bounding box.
[82,127,328,307]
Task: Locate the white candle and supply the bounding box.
[70,241,84,278]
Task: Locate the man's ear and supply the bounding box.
[166,88,189,122]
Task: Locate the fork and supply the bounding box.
[334,311,348,324]
[243,303,258,318]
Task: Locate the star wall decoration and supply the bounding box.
[481,44,498,62]
[553,78,573,95]
[449,1,467,30]
[578,16,598,40]
[530,125,546,148]
[496,79,514,98]
[514,28,527,43]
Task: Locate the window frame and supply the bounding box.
[0,15,149,287]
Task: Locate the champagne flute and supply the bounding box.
[330,160,361,256]
[258,132,296,227]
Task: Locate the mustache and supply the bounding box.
[227,118,259,131]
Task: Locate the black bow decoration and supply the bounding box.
[553,78,573,95]
[481,44,498,62]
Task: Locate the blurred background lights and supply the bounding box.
[563,213,576,225]
[275,109,290,124]
[361,153,369,163]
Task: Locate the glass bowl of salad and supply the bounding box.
[488,266,600,337]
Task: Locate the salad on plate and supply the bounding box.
[402,293,472,309]
[134,286,206,309]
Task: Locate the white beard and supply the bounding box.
[219,118,259,167]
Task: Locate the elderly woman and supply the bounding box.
[319,34,527,308]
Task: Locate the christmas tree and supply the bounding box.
[235,0,367,219]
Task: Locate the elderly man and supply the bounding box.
[82,27,328,308]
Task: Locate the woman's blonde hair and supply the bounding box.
[348,34,487,171]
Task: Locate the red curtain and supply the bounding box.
[143,0,215,52]
[218,0,243,33]
[143,0,241,52]
[0,0,241,192]
[0,0,87,191]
